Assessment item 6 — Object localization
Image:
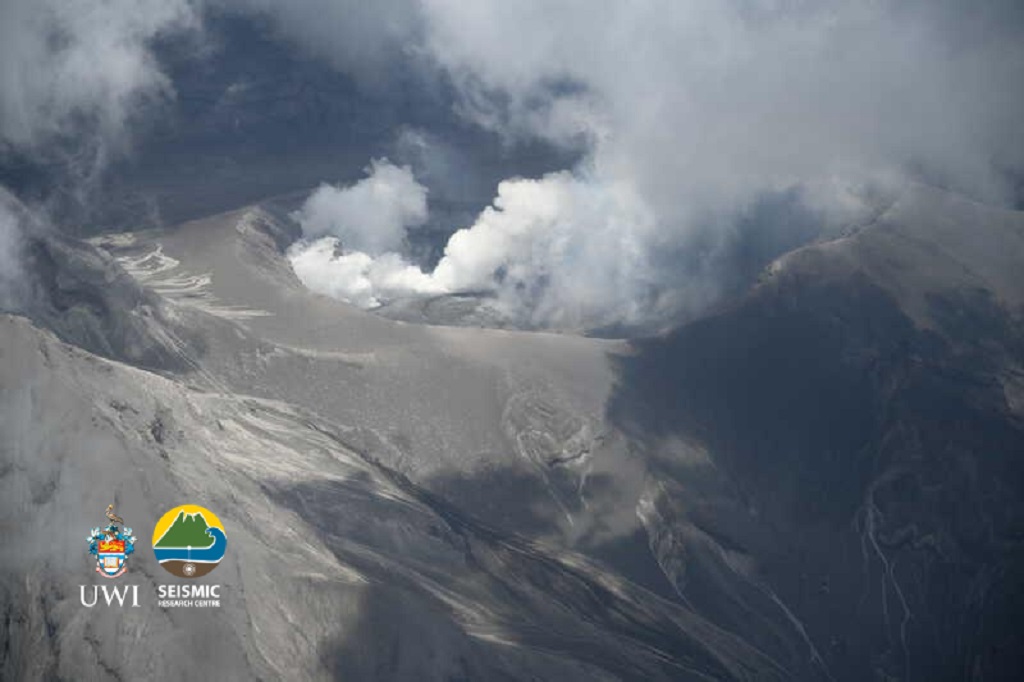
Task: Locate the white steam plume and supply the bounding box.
[431,172,664,328]
[292,159,428,255]
[289,165,690,328]
[288,159,443,308]
[288,243,442,310]
[0,198,27,311]
[264,1,1024,329]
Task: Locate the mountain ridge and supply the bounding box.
[154,511,215,548]
[2,183,1022,679]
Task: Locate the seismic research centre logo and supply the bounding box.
[152,504,228,578]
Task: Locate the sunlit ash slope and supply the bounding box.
[2,185,1023,680]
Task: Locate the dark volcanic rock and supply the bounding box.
[1,189,203,372]
[611,191,1024,681]
[20,234,199,371]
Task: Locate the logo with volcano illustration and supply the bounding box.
[152,505,227,578]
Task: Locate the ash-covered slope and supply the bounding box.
[2,202,812,680]
[0,189,207,374]
[4,184,1022,681]
[0,315,785,680]
[612,186,1024,681]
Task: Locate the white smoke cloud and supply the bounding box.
[262,1,1024,329]
[0,0,200,301]
[0,198,27,311]
[4,1,1022,329]
[292,159,428,254]
[288,239,443,309]
[289,166,690,328]
[431,172,664,328]
[288,159,441,308]
[419,1,1024,206]
[0,0,199,168]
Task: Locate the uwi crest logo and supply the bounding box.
[152,504,227,578]
[87,504,135,578]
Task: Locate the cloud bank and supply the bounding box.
[0,198,27,311]
[0,0,200,300]
[275,0,1024,330]
[3,1,1023,330]
[0,0,199,172]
